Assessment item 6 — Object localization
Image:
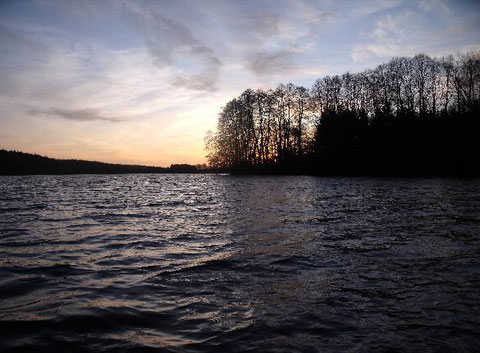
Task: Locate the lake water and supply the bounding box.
[0,175,479,352]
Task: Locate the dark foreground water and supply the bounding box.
[0,175,479,352]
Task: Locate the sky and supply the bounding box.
[1,0,479,166]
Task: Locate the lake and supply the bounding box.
[1,175,479,352]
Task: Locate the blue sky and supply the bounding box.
[1,0,479,166]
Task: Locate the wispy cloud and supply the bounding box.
[31,108,122,122]
[351,1,480,62]
[418,0,450,15]
[244,50,297,77]
[350,0,403,18]
[351,11,410,61]
[232,2,333,79]
[124,4,222,92]
[0,23,44,54]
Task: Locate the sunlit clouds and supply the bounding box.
[0,0,479,166]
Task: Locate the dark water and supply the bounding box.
[1,175,479,352]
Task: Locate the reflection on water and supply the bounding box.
[0,175,479,352]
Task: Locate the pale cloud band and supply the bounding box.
[30,108,122,123]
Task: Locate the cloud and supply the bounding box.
[0,23,44,54]
[245,50,297,76]
[40,0,115,19]
[350,0,403,18]
[244,12,282,40]
[41,0,223,92]
[171,74,218,92]
[31,108,122,122]
[124,4,222,92]
[37,0,332,86]
[351,0,480,63]
[351,8,439,61]
[418,0,450,15]
[351,12,408,61]
[224,2,333,78]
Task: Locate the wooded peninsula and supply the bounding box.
[205,52,479,176]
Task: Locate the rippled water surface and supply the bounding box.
[1,175,479,352]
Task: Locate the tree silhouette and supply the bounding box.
[206,51,480,176]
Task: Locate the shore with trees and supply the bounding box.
[0,150,218,175]
[205,52,479,176]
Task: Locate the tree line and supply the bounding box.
[0,150,211,175]
[205,52,479,175]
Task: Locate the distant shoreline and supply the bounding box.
[0,149,221,176]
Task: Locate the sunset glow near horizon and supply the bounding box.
[1,0,479,167]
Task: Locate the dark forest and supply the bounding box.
[0,150,208,175]
[205,52,479,176]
